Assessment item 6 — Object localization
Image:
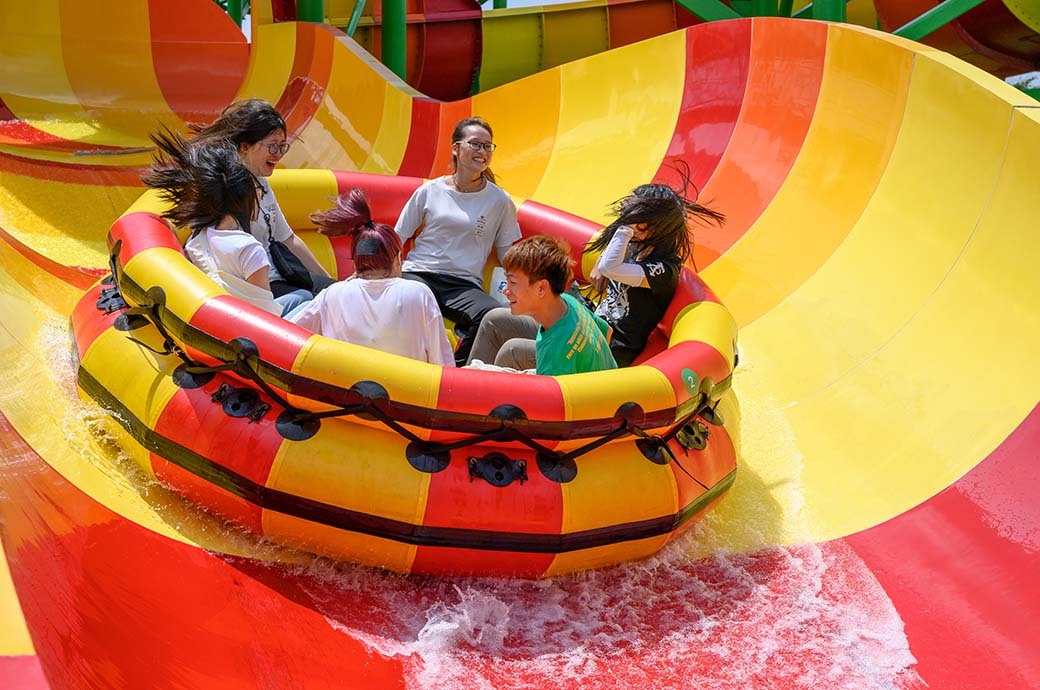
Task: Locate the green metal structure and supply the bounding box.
[892,0,987,40]
[211,0,1034,94]
[298,0,325,22]
[382,0,407,79]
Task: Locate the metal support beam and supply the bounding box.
[673,0,742,21]
[751,0,778,17]
[226,0,243,27]
[893,0,986,41]
[346,0,367,36]
[810,0,845,21]
[297,0,325,23]
[382,0,407,80]
[791,0,853,20]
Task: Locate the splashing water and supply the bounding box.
[264,525,921,690]
[37,314,923,690]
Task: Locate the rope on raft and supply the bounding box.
[99,260,723,488]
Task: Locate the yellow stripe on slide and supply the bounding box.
[0,543,33,655]
[703,25,912,328]
[475,68,562,201]
[235,22,297,113]
[363,71,416,175]
[530,30,687,225]
[728,49,1040,544]
[59,1,184,145]
[0,2,86,137]
[305,38,392,171]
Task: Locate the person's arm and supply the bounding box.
[263,183,331,278]
[238,241,275,290]
[590,226,649,288]
[283,293,324,333]
[394,185,427,244]
[493,195,522,263]
[282,233,331,278]
[245,266,272,290]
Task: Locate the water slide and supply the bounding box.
[2,1,1038,688]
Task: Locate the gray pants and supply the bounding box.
[467,307,539,370]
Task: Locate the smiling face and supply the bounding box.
[451,124,493,179]
[239,128,288,177]
[502,269,544,317]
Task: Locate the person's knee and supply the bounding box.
[481,307,513,334]
[277,289,311,316]
[495,338,536,371]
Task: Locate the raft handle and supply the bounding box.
[211,382,270,422]
[96,286,128,313]
[468,453,528,487]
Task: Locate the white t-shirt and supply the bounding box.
[286,276,455,367]
[185,227,281,316]
[394,176,521,286]
[249,177,295,283]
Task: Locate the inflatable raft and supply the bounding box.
[70,170,739,578]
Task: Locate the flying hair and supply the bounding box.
[141,127,257,234]
[584,161,725,269]
[188,98,287,149]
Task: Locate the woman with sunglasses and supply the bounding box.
[393,117,521,366]
[190,98,333,301]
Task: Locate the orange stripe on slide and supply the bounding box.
[277,24,337,141]
[147,0,249,127]
[694,18,827,269]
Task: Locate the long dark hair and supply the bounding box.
[450,116,497,185]
[310,188,401,278]
[585,162,725,266]
[189,98,287,150]
[141,128,257,234]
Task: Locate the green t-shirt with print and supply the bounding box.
[535,293,618,376]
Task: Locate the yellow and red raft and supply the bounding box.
[70,170,739,578]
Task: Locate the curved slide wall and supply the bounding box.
[1,1,1039,688]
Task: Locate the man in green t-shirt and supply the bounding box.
[500,235,617,376]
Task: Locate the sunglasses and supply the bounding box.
[265,142,291,156]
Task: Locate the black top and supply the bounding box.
[594,245,681,367]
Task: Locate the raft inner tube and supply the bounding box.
[71,169,740,578]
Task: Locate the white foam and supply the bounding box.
[295,528,921,689]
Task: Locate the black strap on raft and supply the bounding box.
[100,242,729,485]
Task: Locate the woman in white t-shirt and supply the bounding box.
[142,131,307,316]
[189,99,334,302]
[393,117,521,366]
[286,189,454,367]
